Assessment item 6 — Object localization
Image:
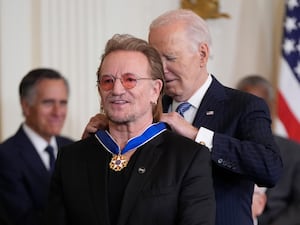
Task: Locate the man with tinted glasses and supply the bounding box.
[82,9,282,225]
[44,34,215,225]
[98,73,154,91]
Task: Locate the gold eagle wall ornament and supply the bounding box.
[181,0,230,19]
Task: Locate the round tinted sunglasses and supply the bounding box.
[97,73,153,91]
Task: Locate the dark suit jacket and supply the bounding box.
[258,135,300,225]
[163,76,283,225]
[0,125,73,225]
[44,129,216,225]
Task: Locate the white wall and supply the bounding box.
[0,0,34,139]
[0,0,284,141]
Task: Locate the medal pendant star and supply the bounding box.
[109,154,128,171]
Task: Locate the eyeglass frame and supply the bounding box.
[97,72,154,91]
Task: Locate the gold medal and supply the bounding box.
[109,154,128,171]
[96,123,167,172]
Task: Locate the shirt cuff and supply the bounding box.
[195,127,214,151]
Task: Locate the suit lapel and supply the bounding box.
[86,136,111,225]
[193,78,225,129]
[117,136,164,225]
[16,127,51,180]
[196,76,227,129]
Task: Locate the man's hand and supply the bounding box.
[81,113,108,139]
[82,112,199,140]
[160,112,198,140]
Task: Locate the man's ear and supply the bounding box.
[21,99,30,116]
[151,79,163,103]
[198,42,209,67]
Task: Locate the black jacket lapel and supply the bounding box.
[117,137,163,225]
[86,136,111,225]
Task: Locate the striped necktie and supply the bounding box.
[175,102,191,117]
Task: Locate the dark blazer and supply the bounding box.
[258,135,300,225]
[163,76,283,225]
[0,126,73,225]
[44,130,216,225]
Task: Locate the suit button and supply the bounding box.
[217,158,223,164]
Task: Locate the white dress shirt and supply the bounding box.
[23,123,58,170]
[170,75,214,151]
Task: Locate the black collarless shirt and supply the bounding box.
[108,149,141,225]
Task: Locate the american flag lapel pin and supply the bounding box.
[206,110,214,116]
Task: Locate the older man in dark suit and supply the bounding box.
[0,68,73,225]
[149,9,282,225]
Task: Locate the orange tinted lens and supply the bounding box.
[121,73,137,89]
[100,75,114,91]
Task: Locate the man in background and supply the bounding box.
[0,68,74,225]
[237,75,300,225]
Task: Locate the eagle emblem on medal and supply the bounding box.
[110,155,128,171]
[181,0,230,19]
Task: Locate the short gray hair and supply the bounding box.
[149,9,212,53]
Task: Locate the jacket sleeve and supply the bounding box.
[211,97,282,187]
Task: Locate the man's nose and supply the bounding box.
[112,78,126,93]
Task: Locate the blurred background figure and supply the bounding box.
[237,75,300,225]
[0,68,74,225]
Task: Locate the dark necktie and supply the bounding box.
[45,145,55,172]
[175,102,191,117]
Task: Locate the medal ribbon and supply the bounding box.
[95,122,167,155]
